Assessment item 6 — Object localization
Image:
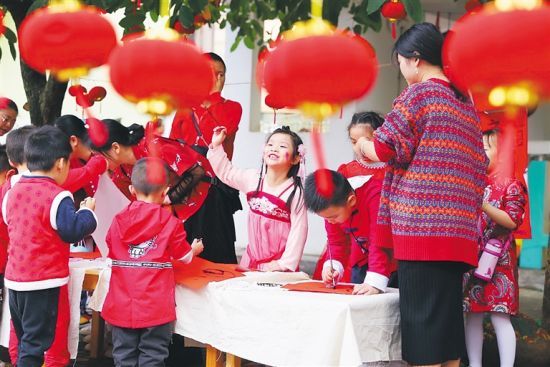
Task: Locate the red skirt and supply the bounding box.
[463,242,519,315]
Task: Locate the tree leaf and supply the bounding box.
[8,39,16,60]
[243,34,255,49]
[178,5,195,28]
[403,0,424,23]
[3,27,17,43]
[189,0,208,11]
[367,0,386,15]
[230,35,243,52]
[27,0,48,16]
[150,8,159,22]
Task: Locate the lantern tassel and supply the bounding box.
[311,122,333,198]
[391,22,396,40]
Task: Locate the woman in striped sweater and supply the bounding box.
[358,23,487,367]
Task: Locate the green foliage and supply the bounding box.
[0,0,425,58]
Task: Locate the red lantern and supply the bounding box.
[18,4,117,81]
[381,0,407,39]
[109,35,213,115]
[265,94,286,110]
[443,5,550,110]
[261,32,377,114]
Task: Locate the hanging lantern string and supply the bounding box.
[311,0,323,19]
[160,0,170,18]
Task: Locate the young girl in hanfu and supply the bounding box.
[463,129,527,367]
[207,126,307,271]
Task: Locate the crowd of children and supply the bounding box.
[0,30,528,367]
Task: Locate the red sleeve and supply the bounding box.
[169,111,184,140]
[325,220,351,266]
[373,139,396,162]
[364,183,394,277]
[62,155,107,193]
[168,220,192,260]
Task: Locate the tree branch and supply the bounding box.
[41,76,68,125]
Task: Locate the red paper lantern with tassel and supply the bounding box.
[261,31,377,111]
[109,36,213,115]
[381,0,407,39]
[18,4,117,81]
[443,5,550,110]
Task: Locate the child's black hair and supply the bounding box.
[347,111,384,132]
[90,119,144,151]
[25,126,72,171]
[0,145,10,173]
[55,114,89,142]
[131,157,170,196]
[206,52,226,71]
[304,169,353,213]
[255,126,303,209]
[6,126,37,165]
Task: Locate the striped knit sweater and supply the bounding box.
[373,78,488,266]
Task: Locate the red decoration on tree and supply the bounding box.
[109,36,213,115]
[443,5,550,110]
[18,5,117,81]
[264,94,286,110]
[68,85,107,108]
[381,0,407,39]
[88,86,107,102]
[0,9,5,36]
[261,32,377,110]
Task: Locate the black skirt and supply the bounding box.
[184,181,242,264]
[398,260,470,365]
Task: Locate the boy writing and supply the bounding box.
[102,157,203,366]
[3,126,97,366]
[304,169,396,294]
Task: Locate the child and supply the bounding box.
[208,125,307,271]
[463,129,527,367]
[313,111,386,282]
[304,169,395,294]
[102,157,203,367]
[2,126,97,367]
[54,114,108,200]
[0,145,15,185]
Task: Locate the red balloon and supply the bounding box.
[262,33,378,108]
[109,38,213,110]
[88,86,107,102]
[68,85,87,97]
[18,6,117,76]
[443,6,550,107]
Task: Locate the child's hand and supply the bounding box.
[210,127,227,148]
[352,283,381,296]
[322,266,340,286]
[261,261,282,272]
[191,238,204,256]
[80,197,96,211]
[356,136,373,162]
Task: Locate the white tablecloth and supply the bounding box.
[0,258,109,359]
[173,272,402,366]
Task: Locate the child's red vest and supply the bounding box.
[2,177,72,290]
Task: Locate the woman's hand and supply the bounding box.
[191,238,204,256]
[210,126,227,149]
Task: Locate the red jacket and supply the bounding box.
[102,201,192,328]
[170,92,242,159]
[63,155,106,197]
[326,179,396,288]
